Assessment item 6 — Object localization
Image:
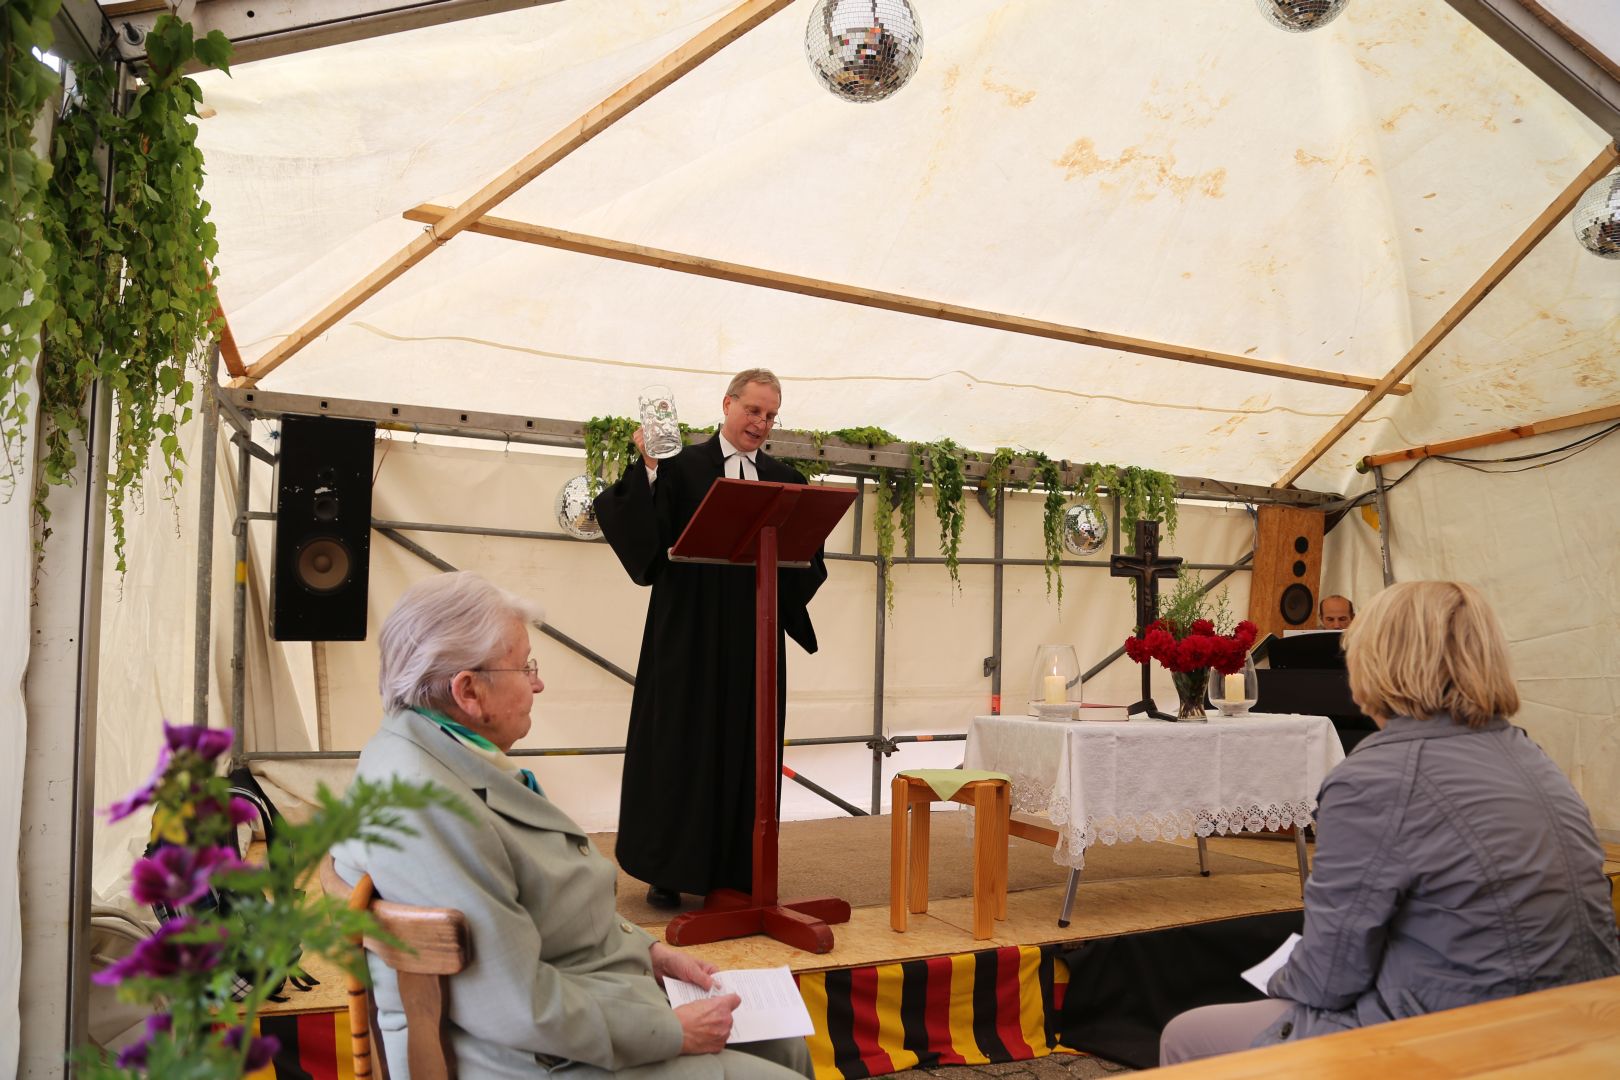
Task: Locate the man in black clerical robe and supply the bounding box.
[593,369,828,909]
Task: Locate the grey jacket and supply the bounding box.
[1261,714,1618,1045]
[334,710,721,1078]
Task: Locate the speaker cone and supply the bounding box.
[1279,583,1315,626]
[295,537,353,593]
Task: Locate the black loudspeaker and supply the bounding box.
[270,415,376,641]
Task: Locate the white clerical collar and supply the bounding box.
[718,433,756,463]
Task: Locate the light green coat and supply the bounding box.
[333,709,808,1079]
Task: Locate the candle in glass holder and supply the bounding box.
[1223,672,1245,702]
[1044,674,1067,704]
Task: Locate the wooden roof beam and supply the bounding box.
[1359,400,1620,470]
[231,0,794,388]
[403,203,1411,396]
[1275,141,1620,489]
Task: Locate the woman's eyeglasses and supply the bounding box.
[476,659,539,678]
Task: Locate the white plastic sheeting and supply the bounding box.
[2,360,35,1080]
[191,0,1616,492]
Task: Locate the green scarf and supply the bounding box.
[412,707,542,795]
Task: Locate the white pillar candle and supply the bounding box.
[1224,672,1246,702]
[1044,674,1067,704]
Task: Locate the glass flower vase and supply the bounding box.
[1170,668,1210,721]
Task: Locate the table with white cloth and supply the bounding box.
[964,712,1346,925]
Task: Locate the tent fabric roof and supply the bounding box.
[195,0,1619,493]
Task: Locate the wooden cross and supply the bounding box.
[1110,519,1183,719]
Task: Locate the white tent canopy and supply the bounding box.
[194,0,1617,493]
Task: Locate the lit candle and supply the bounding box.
[1044,674,1067,704]
[1224,672,1245,703]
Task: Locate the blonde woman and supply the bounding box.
[1160,580,1619,1065]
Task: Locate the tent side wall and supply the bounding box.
[1325,427,1620,837]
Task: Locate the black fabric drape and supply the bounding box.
[1058,911,1303,1069]
[593,436,827,896]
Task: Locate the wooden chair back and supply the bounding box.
[319,854,471,1080]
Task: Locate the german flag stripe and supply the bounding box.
[847,964,888,1075]
[932,953,973,1065]
[896,957,934,1069]
[296,1011,341,1080]
[871,956,914,1072]
[820,967,866,1078]
[252,943,1081,1080]
[968,948,1011,1062]
[798,944,1074,1077]
[253,1014,309,1080]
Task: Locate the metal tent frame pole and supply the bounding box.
[211,390,1298,822]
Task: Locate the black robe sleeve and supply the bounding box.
[592,462,673,588]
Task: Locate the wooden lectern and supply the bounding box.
[661,478,855,954]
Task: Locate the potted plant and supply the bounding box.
[82,723,456,1077]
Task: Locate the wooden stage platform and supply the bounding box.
[255,813,1620,1079]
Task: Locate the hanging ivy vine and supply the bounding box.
[1114,465,1178,552]
[1026,452,1068,603]
[24,18,234,570]
[919,438,966,587]
[582,415,640,494]
[579,414,1185,613]
[981,446,1016,514]
[0,0,61,494]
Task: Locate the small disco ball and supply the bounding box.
[554,475,602,541]
[805,0,923,104]
[1572,168,1620,259]
[1061,504,1109,557]
[1255,0,1349,32]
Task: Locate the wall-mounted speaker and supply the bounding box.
[1248,506,1326,643]
[270,415,376,641]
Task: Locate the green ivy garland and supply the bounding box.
[980,446,1016,514]
[582,416,640,494]
[919,438,966,587]
[577,416,1180,609]
[1114,465,1178,552]
[0,0,62,493]
[1027,452,1068,603]
[27,18,233,570]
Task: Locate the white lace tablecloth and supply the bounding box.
[964,713,1345,869]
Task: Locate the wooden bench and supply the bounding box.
[1153,974,1620,1078]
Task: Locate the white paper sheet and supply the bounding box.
[666,966,815,1044]
[1242,933,1301,994]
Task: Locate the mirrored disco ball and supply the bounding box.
[1255,0,1349,32]
[554,475,602,541]
[805,0,923,104]
[1061,504,1109,557]
[1573,168,1620,259]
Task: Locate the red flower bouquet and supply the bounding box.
[1123,576,1258,719]
[1124,616,1258,675]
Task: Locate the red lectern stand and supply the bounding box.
[662,478,856,954]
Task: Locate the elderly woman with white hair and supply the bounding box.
[334,572,814,1079]
[1159,580,1620,1065]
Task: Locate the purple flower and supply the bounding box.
[104,752,171,823]
[164,722,233,761]
[223,1026,280,1070]
[227,797,257,826]
[115,1014,173,1069]
[93,917,224,986]
[130,846,241,907]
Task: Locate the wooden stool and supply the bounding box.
[890,770,1010,940]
